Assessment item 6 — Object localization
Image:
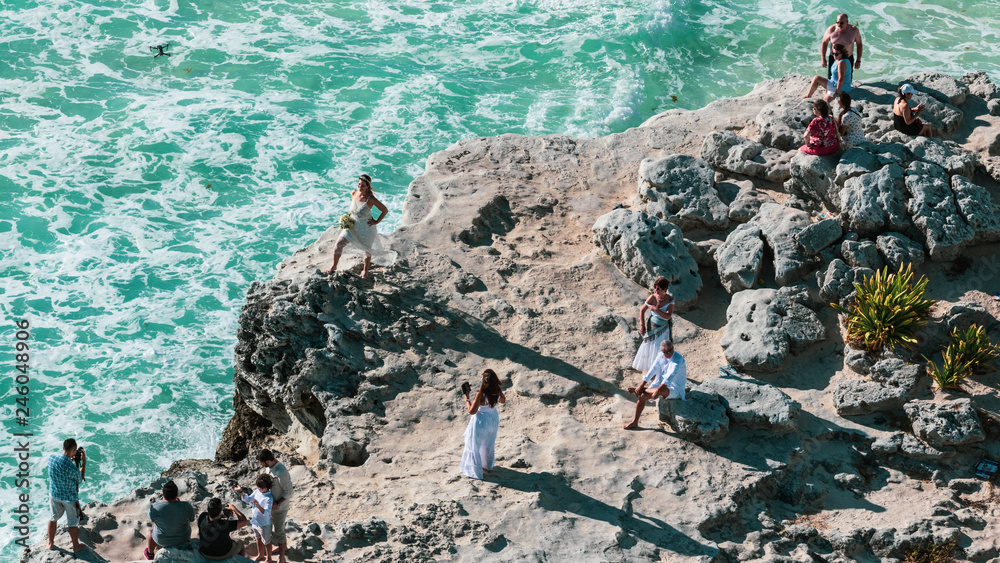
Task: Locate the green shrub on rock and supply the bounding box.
[948,324,999,373]
[831,264,936,356]
[926,345,974,390]
[900,538,956,563]
[926,324,999,390]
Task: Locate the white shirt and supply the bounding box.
[265,462,293,514]
[643,351,687,400]
[242,490,273,527]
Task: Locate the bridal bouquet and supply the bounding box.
[339,213,355,230]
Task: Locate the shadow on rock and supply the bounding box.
[490,468,718,558]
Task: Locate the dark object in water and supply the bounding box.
[150,44,171,58]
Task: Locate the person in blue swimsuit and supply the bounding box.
[803,43,852,102]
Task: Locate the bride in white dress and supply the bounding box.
[460,369,506,480]
[326,174,388,279]
[631,277,674,372]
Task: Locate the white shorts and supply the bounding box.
[252,524,272,544]
[50,497,80,527]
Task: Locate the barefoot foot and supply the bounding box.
[623,422,639,430]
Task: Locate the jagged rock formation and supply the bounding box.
[841,238,884,270]
[716,223,765,293]
[836,356,932,416]
[698,374,801,434]
[719,288,826,373]
[592,208,702,310]
[906,399,986,447]
[818,259,874,305]
[727,185,776,223]
[636,153,730,231]
[658,388,730,445]
[699,130,792,183]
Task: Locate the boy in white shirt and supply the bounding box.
[233,474,274,562]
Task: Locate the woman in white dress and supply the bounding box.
[631,277,674,372]
[460,369,506,480]
[325,174,388,280]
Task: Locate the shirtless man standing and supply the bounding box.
[821,13,863,78]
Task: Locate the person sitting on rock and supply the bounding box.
[893,83,933,137]
[198,497,249,561]
[624,339,686,430]
[145,480,196,560]
[836,92,866,149]
[799,99,839,156]
[803,43,852,102]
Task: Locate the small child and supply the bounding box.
[233,474,273,563]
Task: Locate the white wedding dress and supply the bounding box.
[459,403,500,480]
[341,198,381,255]
[631,299,673,372]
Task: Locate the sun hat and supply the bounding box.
[900,84,917,95]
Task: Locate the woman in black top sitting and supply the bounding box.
[893,83,932,137]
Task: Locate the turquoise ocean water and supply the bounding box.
[2,0,999,551]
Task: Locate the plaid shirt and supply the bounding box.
[48,454,82,502]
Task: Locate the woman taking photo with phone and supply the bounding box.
[460,369,506,479]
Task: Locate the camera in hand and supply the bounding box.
[222,508,234,517]
[74,447,85,465]
[461,382,471,397]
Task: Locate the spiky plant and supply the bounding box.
[926,346,974,390]
[948,324,999,373]
[831,264,936,356]
[926,324,999,390]
[901,538,956,563]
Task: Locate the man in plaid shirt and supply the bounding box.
[47,438,86,552]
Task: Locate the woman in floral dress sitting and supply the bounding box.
[799,99,839,156]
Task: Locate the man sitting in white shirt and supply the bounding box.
[624,339,686,430]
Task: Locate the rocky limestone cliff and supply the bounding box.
[27,72,1000,563]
